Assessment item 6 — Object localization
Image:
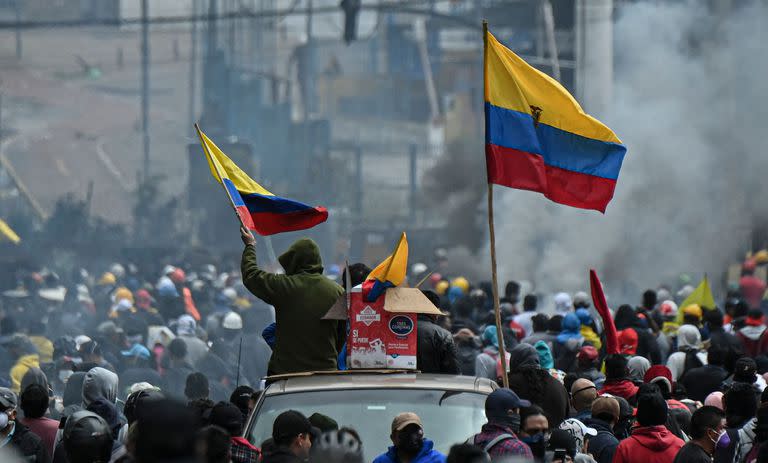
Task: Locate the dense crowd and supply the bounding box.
[1,231,768,463]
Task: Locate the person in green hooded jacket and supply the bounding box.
[240,227,344,375]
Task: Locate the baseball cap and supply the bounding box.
[618,328,638,355]
[485,388,531,420]
[391,412,423,432]
[559,418,597,451]
[0,387,17,410]
[591,396,620,422]
[273,410,312,443]
[577,345,599,362]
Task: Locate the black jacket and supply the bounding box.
[417,316,460,374]
[507,369,569,427]
[583,417,619,463]
[10,422,49,463]
[679,364,729,402]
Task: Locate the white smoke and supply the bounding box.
[486,1,768,304]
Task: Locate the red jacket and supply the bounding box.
[612,425,684,463]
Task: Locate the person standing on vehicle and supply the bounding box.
[470,389,533,460]
[262,410,313,463]
[240,228,344,375]
[373,412,446,463]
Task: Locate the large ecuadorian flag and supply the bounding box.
[196,126,328,236]
[363,232,408,302]
[484,28,627,213]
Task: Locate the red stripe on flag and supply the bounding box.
[485,144,618,213]
[247,207,328,236]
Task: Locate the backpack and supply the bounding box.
[471,433,514,454]
[457,343,479,376]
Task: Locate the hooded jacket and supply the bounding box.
[373,439,446,463]
[667,324,708,382]
[614,306,662,364]
[612,425,684,463]
[737,325,768,357]
[242,239,343,375]
[506,344,570,427]
[81,367,118,407]
[11,353,40,393]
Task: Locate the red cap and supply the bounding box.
[618,328,638,355]
[644,365,673,392]
[578,345,599,361]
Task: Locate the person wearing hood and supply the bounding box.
[575,346,606,389]
[470,388,533,459]
[583,397,620,463]
[612,386,684,463]
[241,230,344,375]
[554,293,573,314]
[680,343,730,402]
[507,343,570,427]
[475,326,507,383]
[736,309,768,357]
[175,314,209,367]
[628,356,651,383]
[666,324,708,382]
[373,412,446,463]
[7,335,40,394]
[553,313,584,373]
[673,405,727,463]
[600,354,639,405]
[614,305,661,365]
[575,308,602,351]
[81,367,118,409]
[535,341,555,371]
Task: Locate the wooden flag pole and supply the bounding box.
[483,20,510,389]
[193,123,250,232]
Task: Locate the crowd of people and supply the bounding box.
[1,229,768,463]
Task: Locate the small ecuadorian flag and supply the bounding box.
[363,232,408,302]
[484,26,627,213]
[196,125,328,236]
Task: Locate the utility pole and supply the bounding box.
[14,0,22,59]
[188,0,199,137]
[141,0,150,179]
[304,0,315,120]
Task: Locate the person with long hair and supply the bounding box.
[506,343,569,427]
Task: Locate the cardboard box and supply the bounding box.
[324,286,443,370]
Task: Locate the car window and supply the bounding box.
[248,388,488,460]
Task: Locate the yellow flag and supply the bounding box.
[676,276,716,324]
[365,232,408,301]
[0,219,20,244]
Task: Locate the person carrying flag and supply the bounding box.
[240,228,344,375]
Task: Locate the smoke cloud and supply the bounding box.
[434,1,768,303]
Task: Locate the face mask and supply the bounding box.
[398,429,424,456]
[712,429,731,450]
[497,413,522,434]
[0,412,8,429]
[521,433,547,457]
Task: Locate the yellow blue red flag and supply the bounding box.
[364,232,408,301]
[484,26,627,212]
[196,125,328,236]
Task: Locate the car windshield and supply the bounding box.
[248,388,488,460]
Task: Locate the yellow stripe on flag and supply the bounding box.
[367,232,408,287]
[0,219,20,244]
[484,30,622,144]
[196,126,274,197]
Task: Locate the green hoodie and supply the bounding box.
[241,239,343,375]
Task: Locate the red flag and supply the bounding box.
[590,269,618,355]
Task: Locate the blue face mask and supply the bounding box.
[521,433,547,457]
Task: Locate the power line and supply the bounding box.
[0,1,477,30]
